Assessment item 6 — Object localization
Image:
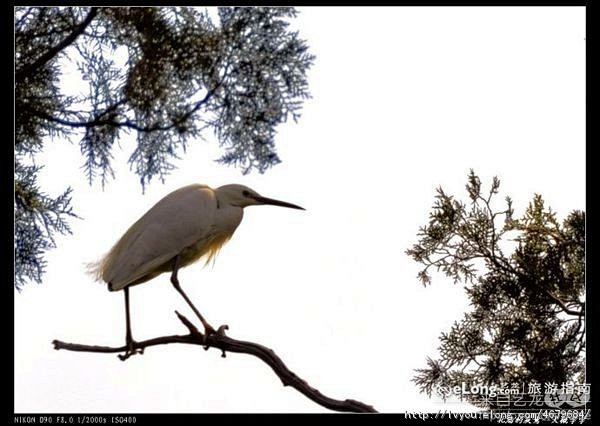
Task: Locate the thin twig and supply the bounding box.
[52,312,377,413]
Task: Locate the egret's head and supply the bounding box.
[216,184,304,210]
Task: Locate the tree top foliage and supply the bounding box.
[407,171,585,409]
[14,7,315,288]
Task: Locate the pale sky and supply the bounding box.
[14,7,585,413]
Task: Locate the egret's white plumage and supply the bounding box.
[93,183,303,291]
[94,184,238,291]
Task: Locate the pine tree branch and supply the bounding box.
[16,7,98,82]
[19,84,220,134]
[546,291,585,317]
[52,311,377,413]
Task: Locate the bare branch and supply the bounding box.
[52,312,377,414]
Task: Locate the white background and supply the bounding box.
[14,7,585,413]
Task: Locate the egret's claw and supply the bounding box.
[201,323,229,349]
[217,325,229,357]
[118,340,143,361]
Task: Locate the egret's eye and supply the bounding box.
[243,190,250,197]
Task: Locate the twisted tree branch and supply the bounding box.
[52,311,377,413]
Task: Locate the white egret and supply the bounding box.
[90,184,304,359]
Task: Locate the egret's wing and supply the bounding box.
[101,184,217,290]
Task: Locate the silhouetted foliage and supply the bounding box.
[407,171,585,409]
[14,7,314,288]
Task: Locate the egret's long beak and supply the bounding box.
[253,195,305,210]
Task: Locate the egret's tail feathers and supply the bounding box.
[85,260,102,282]
[85,255,109,284]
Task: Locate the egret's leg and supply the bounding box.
[124,286,134,345]
[170,255,216,337]
[118,286,143,361]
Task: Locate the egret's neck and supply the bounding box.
[214,204,244,239]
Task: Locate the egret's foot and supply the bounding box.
[118,340,144,361]
[202,323,229,349]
